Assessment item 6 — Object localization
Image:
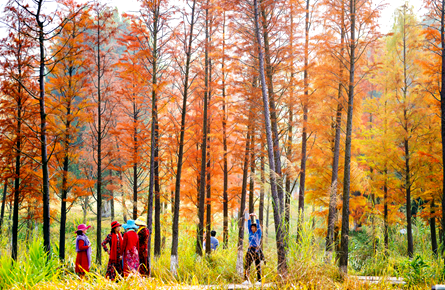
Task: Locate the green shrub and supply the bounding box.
[0,239,61,289]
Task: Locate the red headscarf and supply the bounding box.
[110,231,123,262]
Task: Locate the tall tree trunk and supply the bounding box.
[259,150,265,227]
[249,133,255,214]
[205,132,212,255]
[59,88,73,261]
[222,11,229,249]
[133,127,138,220]
[0,181,7,232]
[37,11,51,257]
[405,138,413,257]
[339,0,356,275]
[431,199,438,256]
[439,0,445,260]
[95,20,103,265]
[254,0,287,275]
[236,127,251,275]
[260,2,284,212]
[197,2,210,256]
[326,0,345,258]
[59,140,70,260]
[297,0,310,242]
[384,167,389,251]
[12,90,22,262]
[171,0,197,275]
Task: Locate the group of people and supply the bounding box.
[74,216,150,280]
[74,212,264,284]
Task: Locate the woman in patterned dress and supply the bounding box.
[120,219,140,276]
[135,216,150,276]
[102,221,123,280]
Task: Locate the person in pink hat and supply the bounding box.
[75,224,92,277]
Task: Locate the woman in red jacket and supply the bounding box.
[75,224,92,277]
[135,216,150,276]
[120,220,139,277]
[102,221,123,280]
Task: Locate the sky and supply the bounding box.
[0,0,428,40]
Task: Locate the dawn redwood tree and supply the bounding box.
[0,3,37,260]
[423,0,445,257]
[171,0,199,275]
[253,0,287,275]
[235,119,252,275]
[323,0,346,258]
[87,2,118,264]
[7,0,82,257]
[47,0,91,261]
[338,0,381,273]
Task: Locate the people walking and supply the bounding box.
[75,224,92,277]
[242,213,263,285]
[120,219,140,276]
[102,221,124,280]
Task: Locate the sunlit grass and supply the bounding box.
[0,215,443,289]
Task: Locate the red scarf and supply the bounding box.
[110,232,123,262]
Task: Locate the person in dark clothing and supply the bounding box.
[243,213,263,285]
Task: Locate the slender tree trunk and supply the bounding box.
[297,0,310,242]
[384,167,389,251]
[259,151,265,226]
[254,0,287,275]
[95,20,103,264]
[37,12,51,257]
[171,0,197,274]
[59,140,70,260]
[205,132,212,255]
[405,138,413,257]
[249,133,255,214]
[260,2,284,212]
[431,199,438,256]
[236,127,251,276]
[59,88,73,261]
[439,0,445,259]
[197,3,210,256]
[133,127,138,220]
[0,181,7,232]
[326,0,345,258]
[222,11,229,248]
[339,0,356,274]
[12,97,22,262]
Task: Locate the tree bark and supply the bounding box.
[249,133,255,214]
[431,199,438,256]
[222,11,229,249]
[197,2,210,256]
[236,126,251,276]
[339,0,356,275]
[259,150,265,227]
[171,0,197,275]
[384,167,389,251]
[297,0,310,242]
[439,0,445,259]
[0,181,7,232]
[254,0,287,275]
[260,2,284,212]
[326,0,345,257]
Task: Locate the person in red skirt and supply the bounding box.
[135,216,150,276]
[75,224,92,277]
[120,220,139,276]
[102,221,123,280]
